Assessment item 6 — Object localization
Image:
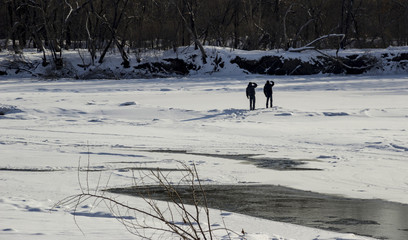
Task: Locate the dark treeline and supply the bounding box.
[1,0,408,68]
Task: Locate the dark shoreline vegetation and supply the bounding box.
[1,47,408,79]
[2,0,408,54]
[230,52,408,75]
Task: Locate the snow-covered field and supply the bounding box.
[1,46,408,239]
[1,73,407,239]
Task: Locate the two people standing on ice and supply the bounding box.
[246,80,275,110]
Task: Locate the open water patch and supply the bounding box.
[116,167,189,172]
[109,184,408,240]
[0,167,60,172]
[146,150,322,171]
[0,166,187,173]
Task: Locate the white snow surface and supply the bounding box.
[1,48,407,240]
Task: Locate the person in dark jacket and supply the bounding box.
[246,82,258,110]
[263,80,275,108]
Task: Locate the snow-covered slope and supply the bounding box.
[1,46,408,79]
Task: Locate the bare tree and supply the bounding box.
[283,3,294,50]
[93,0,130,67]
[170,0,207,64]
[339,0,362,48]
[289,33,345,52]
[2,0,408,65]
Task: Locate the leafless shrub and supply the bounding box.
[56,158,237,239]
[0,54,38,76]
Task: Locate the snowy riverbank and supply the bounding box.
[1,46,408,79]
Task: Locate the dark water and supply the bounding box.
[145,150,323,171]
[110,184,408,240]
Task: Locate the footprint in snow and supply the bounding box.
[119,101,136,106]
[2,228,16,232]
[323,112,349,116]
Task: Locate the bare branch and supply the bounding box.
[56,160,225,239]
[288,34,345,52]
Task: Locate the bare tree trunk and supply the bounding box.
[292,19,314,48]
[233,0,240,49]
[7,0,22,54]
[96,0,130,66]
[99,38,113,64]
[340,0,354,48]
[85,15,96,65]
[32,29,48,66]
[288,34,345,52]
[114,38,130,68]
[85,0,103,65]
[170,0,207,64]
[283,4,293,51]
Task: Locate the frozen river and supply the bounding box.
[1,74,407,239]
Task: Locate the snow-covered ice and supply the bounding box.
[1,48,407,239]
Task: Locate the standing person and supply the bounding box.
[246,82,258,110]
[263,80,275,108]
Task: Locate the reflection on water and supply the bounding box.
[110,184,408,240]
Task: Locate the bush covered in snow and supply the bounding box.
[0,46,407,79]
